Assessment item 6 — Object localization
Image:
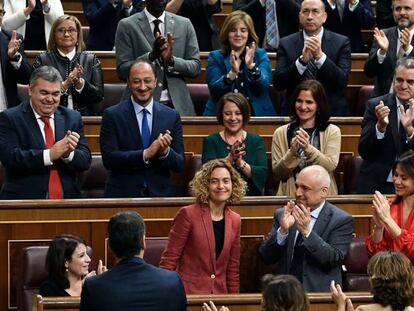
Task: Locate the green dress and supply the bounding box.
[202,132,267,196]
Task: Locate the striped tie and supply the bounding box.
[265,0,279,50]
[304,59,318,80]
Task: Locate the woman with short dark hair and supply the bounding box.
[202,92,267,195]
[272,80,341,196]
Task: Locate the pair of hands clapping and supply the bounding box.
[229,42,257,76]
[143,130,172,160]
[280,200,311,237]
[290,128,310,155]
[151,32,174,64]
[375,100,414,135]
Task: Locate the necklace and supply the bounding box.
[222,131,245,150]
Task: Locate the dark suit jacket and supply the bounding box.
[82,0,142,51]
[233,0,300,47]
[376,0,395,29]
[0,102,91,199]
[159,204,240,294]
[259,201,354,292]
[100,99,185,197]
[0,30,31,108]
[80,257,187,311]
[357,94,414,194]
[364,27,414,98]
[323,0,374,52]
[273,29,352,116]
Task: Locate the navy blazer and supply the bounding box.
[259,201,354,292]
[204,48,276,116]
[323,0,374,52]
[80,257,187,311]
[357,94,414,193]
[100,99,185,197]
[0,101,91,199]
[82,0,142,51]
[273,29,351,116]
[364,27,414,98]
[0,29,31,108]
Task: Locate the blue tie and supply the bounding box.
[265,0,279,50]
[141,108,150,149]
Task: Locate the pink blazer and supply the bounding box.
[159,203,241,294]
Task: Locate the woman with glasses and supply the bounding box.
[32,15,104,115]
[3,0,64,50]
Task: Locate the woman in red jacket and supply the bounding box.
[160,159,247,294]
[366,151,414,263]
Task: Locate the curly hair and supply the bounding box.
[190,159,246,204]
[261,274,309,311]
[368,251,414,310]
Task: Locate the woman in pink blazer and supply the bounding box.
[160,159,247,294]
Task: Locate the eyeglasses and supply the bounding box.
[55,28,78,35]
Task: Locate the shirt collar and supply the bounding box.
[310,200,325,219]
[144,8,166,25]
[30,100,55,120]
[303,27,324,41]
[132,96,154,115]
[57,48,76,60]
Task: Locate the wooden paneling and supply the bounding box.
[82,116,363,155]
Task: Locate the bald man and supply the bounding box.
[259,165,354,292]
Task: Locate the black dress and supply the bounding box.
[39,278,71,297]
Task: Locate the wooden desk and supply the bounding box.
[2,196,374,310]
[83,116,363,155]
[34,292,374,311]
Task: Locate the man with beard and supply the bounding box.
[259,165,354,292]
[114,0,201,115]
[365,0,414,98]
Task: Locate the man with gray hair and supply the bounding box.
[259,165,354,292]
[0,65,91,199]
[358,57,414,193]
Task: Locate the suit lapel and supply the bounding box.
[22,101,46,148]
[200,204,216,270]
[389,28,398,65]
[124,99,142,148]
[217,208,232,265]
[137,13,155,46]
[165,12,175,36]
[0,31,8,79]
[53,110,65,142]
[312,202,333,238]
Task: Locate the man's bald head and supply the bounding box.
[295,165,330,209]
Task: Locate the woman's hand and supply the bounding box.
[202,301,230,311]
[64,64,84,91]
[373,191,391,224]
[245,42,256,70]
[330,281,354,311]
[227,139,246,163]
[97,259,107,275]
[229,50,241,75]
[290,136,300,155]
[295,128,310,151]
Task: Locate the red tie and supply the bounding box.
[41,116,63,199]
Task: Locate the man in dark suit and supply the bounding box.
[0,66,91,199]
[100,60,185,197]
[80,211,186,311]
[233,0,301,48]
[82,0,143,51]
[358,58,414,194]
[115,0,201,116]
[273,0,351,116]
[259,165,354,292]
[0,0,31,110]
[364,0,414,98]
[323,0,375,52]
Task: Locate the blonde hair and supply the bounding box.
[219,10,259,54]
[48,15,85,53]
[190,159,246,204]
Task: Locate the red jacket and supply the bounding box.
[159,203,241,294]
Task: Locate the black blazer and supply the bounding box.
[358,94,414,193]
[259,201,354,292]
[0,102,91,199]
[232,0,300,47]
[273,29,352,116]
[0,30,31,108]
[80,257,186,311]
[364,27,414,98]
[100,99,185,197]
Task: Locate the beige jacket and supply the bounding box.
[356,304,414,311]
[271,123,341,196]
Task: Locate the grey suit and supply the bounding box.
[259,201,354,292]
[115,11,201,115]
[364,26,414,98]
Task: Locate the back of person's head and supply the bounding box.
[261,274,309,311]
[45,234,86,289]
[368,251,414,310]
[108,211,145,259]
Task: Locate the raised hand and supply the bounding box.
[292,203,311,236]
[245,42,256,69]
[280,200,296,234]
[305,36,322,59]
[330,281,355,311]
[400,100,414,136]
[7,31,22,59]
[150,34,167,61]
[295,128,310,151]
[372,191,391,224]
[375,100,390,133]
[400,27,411,51]
[161,32,174,63]
[373,27,389,55]
[202,301,230,311]
[230,50,242,74]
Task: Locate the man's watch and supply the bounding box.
[298,55,307,66]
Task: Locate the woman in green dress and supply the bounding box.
[202,92,267,195]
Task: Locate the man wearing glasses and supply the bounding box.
[0,2,31,111]
[358,57,414,194]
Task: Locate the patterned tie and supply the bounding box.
[40,116,63,199]
[153,19,161,38]
[265,0,279,50]
[141,108,150,149]
[336,0,345,21]
[304,59,318,80]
